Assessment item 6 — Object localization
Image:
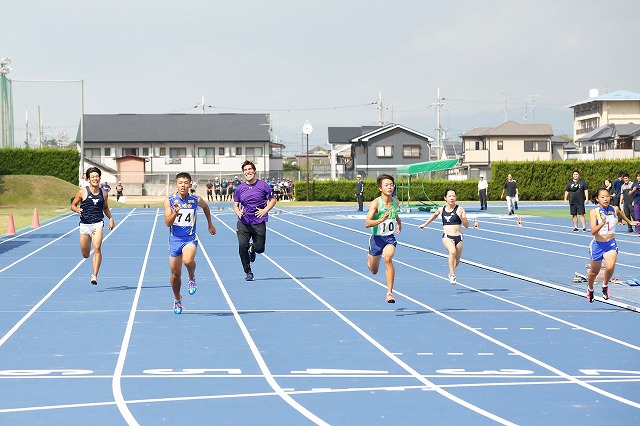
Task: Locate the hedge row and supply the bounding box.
[0,148,79,184]
[295,159,640,202]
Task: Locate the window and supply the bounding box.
[218,147,225,156]
[104,148,111,157]
[376,145,393,158]
[169,147,186,164]
[159,147,166,156]
[474,141,487,150]
[142,147,149,156]
[84,148,100,159]
[235,147,242,156]
[122,148,138,156]
[246,147,263,162]
[199,147,215,164]
[403,145,420,158]
[524,140,549,152]
[497,141,503,150]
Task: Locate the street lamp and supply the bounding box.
[302,120,313,201]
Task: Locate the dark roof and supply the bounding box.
[577,123,640,142]
[81,113,271,143]
[327,126,380,144]
[462,121,553,137]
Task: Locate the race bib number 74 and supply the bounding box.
[175,208,196,226]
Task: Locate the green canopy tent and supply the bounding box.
[395,158,459,212]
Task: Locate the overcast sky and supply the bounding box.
[3,0,639,153]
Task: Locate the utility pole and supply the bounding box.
[194,95,211,114]
[433,88,445,157]
[530,95,539,123]
[502,92,509,122]
[376,92,384,126]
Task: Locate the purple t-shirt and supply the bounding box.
[234,180,274,225]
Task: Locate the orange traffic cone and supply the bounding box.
[32,208,41,228]
[6,212,16,235]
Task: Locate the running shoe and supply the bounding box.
[602,286,610,300]
[572,228,578,232]
[587,289,594,303]
[449,274,457,284]
[248,246,256,263]
[582,228,587,232]
[188,278,197,295]
[174,299,183,314]
[90,275,98,285]
[245,272,254,281]
[386,293,396,303]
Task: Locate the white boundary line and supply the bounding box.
[269,213,640,409]
[0,209,136,349]
[201,218,330,426]
[214,216,517,425]
[111,208,160,426]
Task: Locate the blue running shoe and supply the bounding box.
[248,246,256,263]
[245,272,254,281]
[188,278,197,295]
[174,299,183,314]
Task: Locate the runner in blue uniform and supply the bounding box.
[365,174,402,303]
[164,172,216,314]
[71,167,115,285]
[419,188,476,284]
[586,187,638,303]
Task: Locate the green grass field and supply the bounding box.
[0,175,566,235]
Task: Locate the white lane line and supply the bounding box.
[204,217,330,426]
[257,226,516,425]
[272,213,640,409]
[111,208,159,426]
[0,213,75,246]
[0,209,136,349]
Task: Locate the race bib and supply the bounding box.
[377,218,396,236]
[175,208,196,226]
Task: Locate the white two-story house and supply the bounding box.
[79,113,274,194]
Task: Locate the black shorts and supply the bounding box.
[569,203,585,216]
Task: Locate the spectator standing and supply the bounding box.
[620,173,635,233]
[214,177,221,201]
[477,174,488,210]
[628,171,640,236]
[100,181,111,196]
[355,174,364,211]
[500,173,518,215]
[220,178,229,202]
[115,181,124,201]
[205,179,214,202]
[564,170,589,232]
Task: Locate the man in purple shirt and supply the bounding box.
[233,160,277,281]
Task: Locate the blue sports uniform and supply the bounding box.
[168,193,199,257]
[589,205,619,261]
[368,197,398,256]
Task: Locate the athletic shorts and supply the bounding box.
[589,238,618,261]
[368,234,396,256]
[442,233,463,246]
[79,221,103,236]
[169,237,198,258]
[569,203,586,216]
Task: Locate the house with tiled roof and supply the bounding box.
[461,121,554,179]
[327,123,435,179]
[78,113,275,194]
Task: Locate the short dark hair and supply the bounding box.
[444,188,457,198]
[376,174,394,188]
[622,172,630,178]
[85,167,101,179]
[241,160,256,171]
[175,172,192,181]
